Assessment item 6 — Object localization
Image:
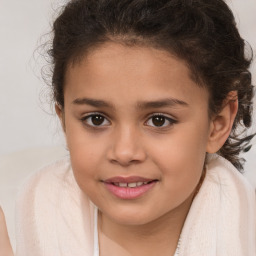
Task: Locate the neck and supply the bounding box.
[98,193,194,256]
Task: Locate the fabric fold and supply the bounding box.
[179,155,256,256]
[16,159,96,256]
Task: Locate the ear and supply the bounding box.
[55,104,66,132]
[206,91,238,153]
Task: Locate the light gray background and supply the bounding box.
[0,0,255,171]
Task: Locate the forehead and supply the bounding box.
[64,42,209,108]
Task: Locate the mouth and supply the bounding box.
[102,176,158,199]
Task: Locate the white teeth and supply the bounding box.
[114,181,150,188]
[128,182,137,188]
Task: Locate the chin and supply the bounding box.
[101,206,162,227]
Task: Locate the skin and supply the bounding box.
[0,207,14,256]
[57,42,238,256]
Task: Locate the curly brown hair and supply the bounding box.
[49,0,254,171]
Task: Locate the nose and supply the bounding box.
[107,126,147,166]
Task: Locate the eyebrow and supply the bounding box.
[137,98,188,109]
[73,98,113,108]
[72,97,188,109]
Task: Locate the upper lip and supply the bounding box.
[103,176,157,183]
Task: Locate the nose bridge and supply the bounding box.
[108,123,146,165]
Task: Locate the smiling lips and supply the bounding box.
[103,176,158,199]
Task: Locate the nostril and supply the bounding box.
[110,158,143,166]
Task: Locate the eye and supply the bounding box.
[145,114,177,128]
[82,113,110,127]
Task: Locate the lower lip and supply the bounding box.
[104,182,157,199]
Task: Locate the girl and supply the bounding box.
[15,0,256,255]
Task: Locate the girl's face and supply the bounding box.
[60,42,213,225]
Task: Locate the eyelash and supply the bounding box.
[80,112,177,129]
[81,112,110,128]
[145,113,177,128]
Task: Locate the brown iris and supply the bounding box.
[91,115,104,126]
[152,116,165,126]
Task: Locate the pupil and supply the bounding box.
[152,116,165,126]
[92,115,104,125]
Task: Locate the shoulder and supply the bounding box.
[205,154,256,212]
[206,154,254,192]
[16,157,69,215]
[15,158,94,255]
[21,157,72,187]
[16,157,79,210]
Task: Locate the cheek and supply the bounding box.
[69,146,103,199]
[150,125,208,165]
[69,143,102,174]
[148,123,209,190]
[65,127,106,188]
